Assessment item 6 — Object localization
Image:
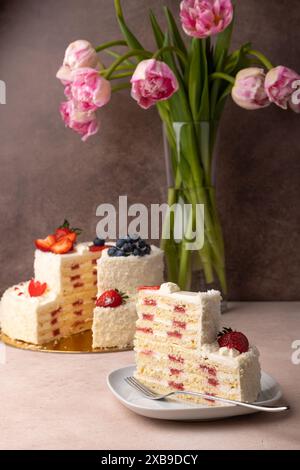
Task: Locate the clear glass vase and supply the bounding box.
[161,121,227,307]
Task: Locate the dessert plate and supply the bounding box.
[107,365,283,421]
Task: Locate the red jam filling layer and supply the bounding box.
[199,364,217,376]
[74,282,84,288]
[167,331,182,339]
[168,354,185,364]
[169,368,183,376]
[143,299,157,307]
[142,313,154,321]
[172,320,186,330]
[168,381,184,391]
[174,305,186,313]
[208,378,219,387]
[136,327,153,335]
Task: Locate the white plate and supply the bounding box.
[107,365,283,421]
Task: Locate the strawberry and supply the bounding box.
[55,227,71,240]
[95,289,128,308]
[89,245,110,253]
[138,285,160,291]
[217,328,249,354]
[28,279,47,297]
[35,234,56,252]
[50,236,73,254]
[55,220,81,242]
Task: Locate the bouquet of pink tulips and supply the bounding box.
[57,0,300,294]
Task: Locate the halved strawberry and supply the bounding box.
[65,231,77,243]
[217,328,249,354]
[28,279,48,297]
[50,236,73,254]
[35,234,56,252]
[55,227,71,240]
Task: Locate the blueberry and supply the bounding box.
[138,240,146,248]
[145,245,151,255]
[115,249,125,257]
[116,239,126,248]
[133,249,140,256]
[123,242,133,253]
[108,247,117,257]
[93,237,105,246]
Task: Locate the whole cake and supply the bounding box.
[0,221,107,345]
[92,236,164,349]
[134,283,261,405]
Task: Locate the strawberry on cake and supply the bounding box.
[134,283,261,405]
[0,221,109,345]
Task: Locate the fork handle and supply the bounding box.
[170,391,289,413]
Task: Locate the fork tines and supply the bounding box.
[125,376,157,397]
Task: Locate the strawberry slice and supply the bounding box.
[28,279,47,297]
[138,285,160,291]
[89,245,111,252]
[55,227,71,240]
[50,236,73,254]
[35,235,56,252]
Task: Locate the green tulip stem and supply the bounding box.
[210,72,235,85]
[248,49,274,70]
[105,50,152,79]
[95,40,127,53]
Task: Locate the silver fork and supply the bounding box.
[125,376,289,413]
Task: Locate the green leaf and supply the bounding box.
[224,42,252,75]
[198,41,210,121]
[188,39,202,120]
[213,6,235,67]
[114,0,144,50]
[149,10,165,49]
[164,7,187,72]
[104,49,136,66]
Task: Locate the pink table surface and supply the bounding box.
[0,302,299,450]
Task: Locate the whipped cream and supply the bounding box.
[159,282,180,294]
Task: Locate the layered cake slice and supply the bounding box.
[134,283,261,405]
[92,235,164,349]
[0,221,107,345]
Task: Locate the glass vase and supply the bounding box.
[161,121,227,306]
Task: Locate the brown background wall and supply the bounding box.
[0,0,299,300]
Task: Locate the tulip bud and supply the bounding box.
[231,68,270,110]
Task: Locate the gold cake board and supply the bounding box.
[0,330,133,354]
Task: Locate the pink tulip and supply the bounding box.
[265,66,300,110]
[231,68,270,110]
[130,59,178,109]
[60,100,99,141]
[69,68,111,111]
[56,40,101,84]
[180,0,233,39]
